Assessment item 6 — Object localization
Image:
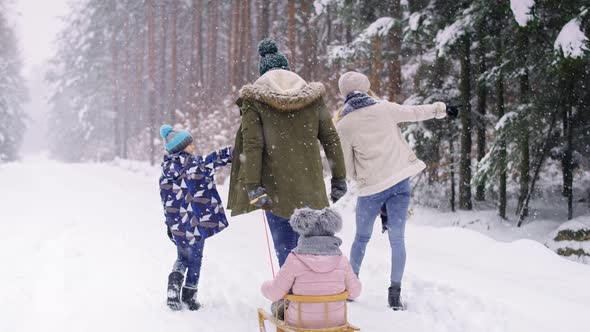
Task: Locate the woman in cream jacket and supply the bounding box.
[334,71,449,310]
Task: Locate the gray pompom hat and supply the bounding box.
[289,208,343,237]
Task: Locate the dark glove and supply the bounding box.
[446,105,459,119]
[166,226,176,244]
[330,178,347,203]
[380,205,388,233]
[247,186,273,208]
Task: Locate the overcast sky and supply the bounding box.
[15,0,69,72]
[14,0,69,154]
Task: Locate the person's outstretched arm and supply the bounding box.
[389,101,447,123]
[261,254,297,302]
[203,146,233,169]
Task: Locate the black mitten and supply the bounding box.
[247,186,273,208]
[331,178,348,203]
[446,105,459,119]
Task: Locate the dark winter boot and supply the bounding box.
[181,286,201,311]
[271,300,287,320]
[167,271,184,311]
[388,284,403,311]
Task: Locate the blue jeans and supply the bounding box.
[172,239,205,288]
[350,178,411,284]
[265,211,300,267]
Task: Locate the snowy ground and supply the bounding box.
[2,157,590,332]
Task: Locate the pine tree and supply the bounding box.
[0,11,27,162]
[287,0,297,70]
[475,17,488,202]
[458,30,473,210]
[386,0,402,101]
[495,2,507,219]
[170,0,178,123]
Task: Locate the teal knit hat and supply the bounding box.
[258,38,290,76]
[160,125,193,154]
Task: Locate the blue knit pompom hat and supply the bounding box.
[160,125,193,154]
[258,38,290,76]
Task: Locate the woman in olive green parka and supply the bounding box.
[227,39,347,267]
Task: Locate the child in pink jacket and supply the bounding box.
[261,208,362,329]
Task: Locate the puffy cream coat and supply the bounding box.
[335,101,446,196]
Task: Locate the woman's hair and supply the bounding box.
[367,89,379,99]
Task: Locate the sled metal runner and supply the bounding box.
[257,291,360,332]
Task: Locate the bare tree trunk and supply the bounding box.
[567,108,574,220]
[517,29,530,216]
[492,2,507,219]
[563,103,574,220]
[244,0,252,81]
[196,0,204,86]
[207,0,218,95]
[497,42,507,219]
[135,25,146,136]
[231,0,241,88]
[370,36,382,95]
[387,0,402,101]
[227,2,233,92]
[170,0,178,123]
[160,2,168,124]
[111,17,120,157]
[475,22,487,201]
[258,0,270,40]
[518,112,559,226]
[450,128,456,212]
[288,0,296,70]
[344,0,352,43]
[147,0,157,165]
[123,16,130,159]
[459,33,473,210]
[189,0,201,105]
[270,1,277,37]
[301,0,316,81]
[239,0,250,82]
[326,4,333,45]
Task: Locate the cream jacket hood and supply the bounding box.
[335,100,446,196]
[239,69,325,112]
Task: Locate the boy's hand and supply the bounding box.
[248,186,273,208]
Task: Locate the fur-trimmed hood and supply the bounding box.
[239,69,325,112]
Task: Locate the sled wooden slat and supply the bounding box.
[257,291,360,332]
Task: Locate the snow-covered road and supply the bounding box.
[1,158,589,332]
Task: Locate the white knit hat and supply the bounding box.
[338,71,371,98]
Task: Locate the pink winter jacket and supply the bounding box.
[261,253,362,329]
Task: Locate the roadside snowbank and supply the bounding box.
[2,158,589,332]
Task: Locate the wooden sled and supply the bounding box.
[257,291,360,332]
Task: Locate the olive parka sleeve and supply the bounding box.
[317,101,347,181]
[240,100,264,190]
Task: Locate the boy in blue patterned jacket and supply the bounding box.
[159,125,232,311]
